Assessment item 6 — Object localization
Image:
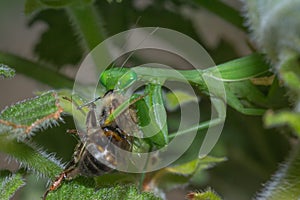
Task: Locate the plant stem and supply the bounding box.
[67,2,106,51]
[0,51,74,89]
[256,143,300,199]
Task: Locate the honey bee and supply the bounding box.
[43,90,141,199]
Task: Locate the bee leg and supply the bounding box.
[66,129,78,135]
[43,164,80,199]
[43,172,66,200]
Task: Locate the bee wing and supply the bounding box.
[85,104,99,133]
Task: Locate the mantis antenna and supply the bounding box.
[119,26,159,70]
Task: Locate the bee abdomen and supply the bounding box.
[79,150,112,177]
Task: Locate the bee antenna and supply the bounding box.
[77,96,101,110]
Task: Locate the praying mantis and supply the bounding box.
[96,53,282,142]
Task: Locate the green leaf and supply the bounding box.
[167,156,226,176]
[39,0,75,7]
[47,177,161,200]
[144,156,226,192]
[24,0,45,15]
[264,110,300,136]
[0,134,63,179]
[0,64,15,79]
[186,188,222,200]
[95,0,201,43]
[107,0,123,3]
[0,91,63,137]
[164,90,198,111]
[24,0,80,15]
[94,173,138,187]
[28,9,84,68]
[0,172,25,200]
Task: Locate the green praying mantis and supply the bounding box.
[94,53,282,144]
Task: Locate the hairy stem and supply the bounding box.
[256,143,300,199]
[67,2,106,51]
[0,51,74,89]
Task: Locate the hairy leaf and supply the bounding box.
[0,134,63,179]
[0,91,63,137]
[25,0,73,15]
[95,0,201,43]
[255,144,300,200]
[28,9,84,68]
[47,177,161,200]
[265,110,300,135]
[243,0,300,64]
[0,172,26,200]
[186,188,222,200]
[0,64,15,79]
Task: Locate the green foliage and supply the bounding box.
[187,188,221,200]
[0,134,63,179]
[167,156,226,175]
[142,156,225,199]
[164,90,198,111]
[265,111,300,135]
[28,9,84,68]
[0,64,15,79]
[47,178,161,200]
[25,0,74,14]
[0,172,25,200]
[153,156,226,191]
[95,0,201,42]
[0,91,62,137]
[0,51,74,88]
[243,0,300,64]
